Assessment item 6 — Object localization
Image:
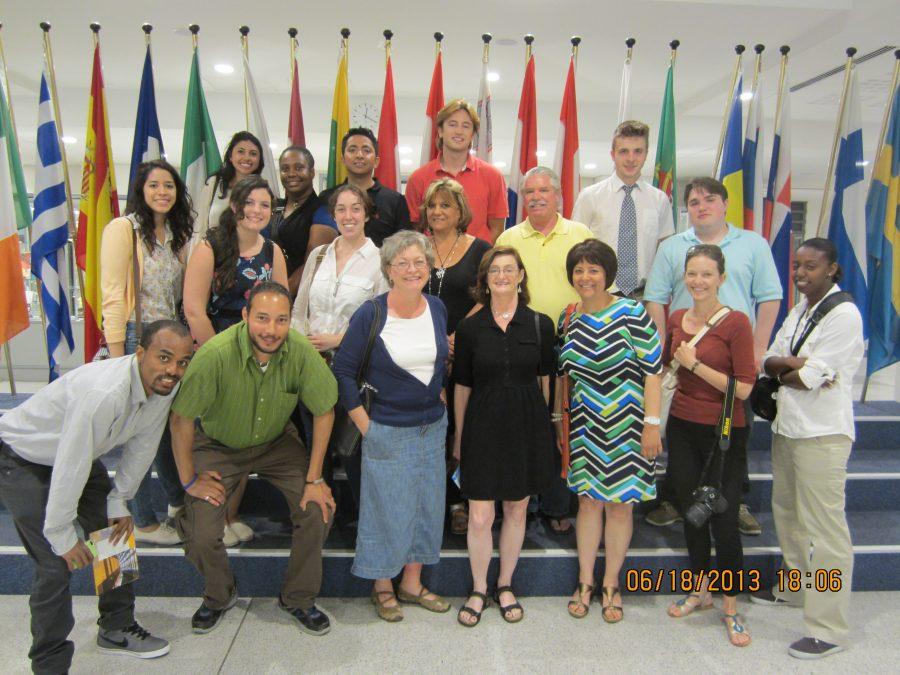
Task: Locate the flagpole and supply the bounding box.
[713,44,745,177]
[289,27,298,82]
[524,34,534,63]
[817,47,857,236]
[239,26,250,130]
[434,32,443,58]
[750,44,764,96]
[618,37,635,123]
[384,29,393,66]
[571,35,581,71]
[772,46,790,141]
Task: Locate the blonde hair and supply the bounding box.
[435,99,480,151]
[420,179,472,234]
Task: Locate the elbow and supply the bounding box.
[735,382,753,401]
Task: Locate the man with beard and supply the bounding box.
[0,320,194,673]
[171,281,338,636]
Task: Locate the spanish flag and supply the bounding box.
[327,38,350,189]
[76,41,119,361]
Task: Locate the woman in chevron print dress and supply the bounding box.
[555,240,663,624]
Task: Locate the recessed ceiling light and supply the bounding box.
[739,91,753,101]
[401,158,413,166]
[487,71,500,82]
[61,136,76,144]
[583,162,597,170]
[214,63,234,75]
[398,146,412,155]
[493,161,506,168]
[535,150,547,158]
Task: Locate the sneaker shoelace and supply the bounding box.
[123,623,151,640]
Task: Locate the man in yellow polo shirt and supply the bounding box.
[496,166,592,533]
[496,166,593,326]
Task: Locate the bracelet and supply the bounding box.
[644,416,661,426]
[305,477,325,486]
[181,473,199,491]
[690,360,702,373]
[550,413,564,422]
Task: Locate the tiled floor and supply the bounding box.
[1,592,898,673]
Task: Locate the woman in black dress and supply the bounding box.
[453,246,556,627]
[422,179,491,535]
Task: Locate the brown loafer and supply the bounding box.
[371,589,403,622]
[397,585,451,613]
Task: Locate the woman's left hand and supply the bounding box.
[673,341,697,369]
[308,333,342,352]
[640,424,663,460]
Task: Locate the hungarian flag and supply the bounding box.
[507,54,537,228]
[653,62,677,225]
[420,51,444,166]
[374,53,400,190]
[288,50,306,147]
[553,55,580,218]
[0,75,30,345]
[718,75,745,227]
[180,48,221,207]
[76,42,119,362]
[327,43,350,188]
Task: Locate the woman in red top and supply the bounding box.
[662,244,756,647]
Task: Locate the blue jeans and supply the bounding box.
[124,322,185,527]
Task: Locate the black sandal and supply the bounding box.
[457,591,490,627]
[493,585,524,623]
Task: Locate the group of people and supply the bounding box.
[0,99,864,673]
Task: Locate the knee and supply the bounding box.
[468,505,495,532]
[502,501,528,526]
[294,501,329,532]
[604,503,633,523]
[577,496,603,515]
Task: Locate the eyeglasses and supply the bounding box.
[488,266,519,276]
[391,259,429,271]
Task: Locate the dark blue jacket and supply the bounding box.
[332,293,448,427]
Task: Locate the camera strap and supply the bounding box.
[698,376,737,488]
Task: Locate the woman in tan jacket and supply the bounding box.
[100,159,194,544]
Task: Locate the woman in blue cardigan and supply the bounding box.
[332,230,450,623]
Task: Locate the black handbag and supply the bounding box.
[328,299,382,459]
[750,291,853,421]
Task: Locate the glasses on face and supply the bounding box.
[488,266,519,277]
[392,259,429,271]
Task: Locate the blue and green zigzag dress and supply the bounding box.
[558,298,663,502]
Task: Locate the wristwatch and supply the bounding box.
[644,416,661,426]
[305,477,325,486]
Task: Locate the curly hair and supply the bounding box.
[213,131,265,198]
[125,159,194,256]
[206,175,275,293]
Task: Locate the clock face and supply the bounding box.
[351,102,380,129]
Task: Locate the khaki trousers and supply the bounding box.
[771,432,853,645]
[177,424,331,610]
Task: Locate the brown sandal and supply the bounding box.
[397,585,451,613]
[371,589,403,622]
[567,582,594,619]
[600,586,623,624]
[450,507,468,535]
[457,591,490,627]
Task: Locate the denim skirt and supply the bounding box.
[351,413,448,580]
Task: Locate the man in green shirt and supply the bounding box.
[171,281,338,636]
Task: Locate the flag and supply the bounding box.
[31,68,74,379]
[764,73,793,337]
[507,54,537,228]
[743,77,764,233]
[76,42,119,362]
[653,62,677,225]
[327,43,350,188]
[180,48,221,207]
[617,50,632,123]
[288,51,306,147]
[242,53,280,199]
[129,44,164,190]
[474,56,492,162]
[718,75,744,227]
[0,75,29,344]
[374,53,400,190]
[826,71,868,336]
[554,55,580,219]
[420,51,444,166]
[864,75,900,375]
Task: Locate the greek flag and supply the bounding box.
[31,69,74,381]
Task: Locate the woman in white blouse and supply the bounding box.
[753,237,864,661]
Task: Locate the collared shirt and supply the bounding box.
[320,179,411,247]
[405,154,509,243]
[644,223,783,324]
[291,237,389,336]
[764,285,863,440]
[571,175,675,283]
[171,323,338,449]
[0,357,177,555]
[495,214,593,325]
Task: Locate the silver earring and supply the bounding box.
[517,284,522,293]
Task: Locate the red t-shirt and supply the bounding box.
[405,154,509,243]
[663,309,756,427]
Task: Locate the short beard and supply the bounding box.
[249,333,284,355]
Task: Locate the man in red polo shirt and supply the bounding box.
[406,99,508,243]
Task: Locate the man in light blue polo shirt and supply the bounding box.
[644,177,782,535]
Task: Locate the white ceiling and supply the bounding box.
[2,0,898,202]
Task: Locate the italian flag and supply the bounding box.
[181,48,221,206]
[327,44,350,189]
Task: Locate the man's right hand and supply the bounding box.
[61,540,94,571]
[186,470,226,507]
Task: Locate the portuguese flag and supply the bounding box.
[653,61,677,225]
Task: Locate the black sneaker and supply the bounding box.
[749,587,792,606]
[278,597,332,636]
[96,622,170,659]
[788,637,844,659]
[191,588,238,634]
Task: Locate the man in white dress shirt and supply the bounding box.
[0,320,193,674]
[571,120,674,298]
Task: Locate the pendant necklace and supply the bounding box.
[429,233,462,297]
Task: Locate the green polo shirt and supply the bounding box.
[172,323,338,449]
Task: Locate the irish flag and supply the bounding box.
[181,48,221,207]
[76,42,119,361]
[0,76,29,345]
[327,43,350,188]
[554,55,580,218]
[374,52,400,190]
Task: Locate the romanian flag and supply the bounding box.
[374,52,400,190]
[865,71,900,376]
[420,50,444,166]
[718,76,744,227]
[653,61,676,225]
[327,41,350,188]
[76,42,119,361]
[553,55,580,219]
[507,53,538,228]
[0,74,29,344]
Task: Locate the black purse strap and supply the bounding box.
[357,299,382,388]
[790,291,853,356]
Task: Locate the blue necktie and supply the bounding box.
[617,184,639,294]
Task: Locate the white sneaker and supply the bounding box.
[228,520,254,542]
[133,522,180,546]
[223,524,240,547]
[167,504,184,519]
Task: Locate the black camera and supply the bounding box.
[684,485,728,528]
